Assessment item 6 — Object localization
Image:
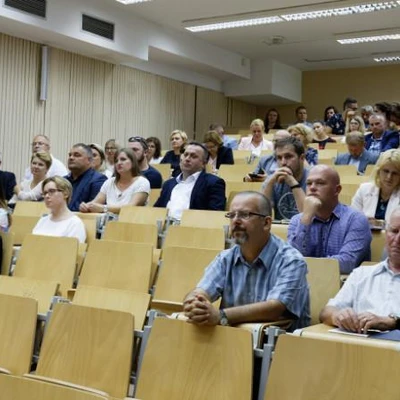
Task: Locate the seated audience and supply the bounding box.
[294,105,313,128]
[23,135,68,181]
[183,191,310,330]
[351,149,400,226]
[264,108,282,133]
[209,123,238,150]
[146,136,163,164]
[0,154,16,201]
[390,102,400,130]
[365,114,399,155]
[262,137,308,221]
[312,121,336,149]
[203,130,234,172]
[65,143,107,211]
[244,130,291,182]
[80,148,150,214]
[154,142,226,218]
[33,176,86,243]
[161,130,188,177]
[374,101,393,125]
[335,131,378,175]
[127,136,162,189]
[320,208,400,333]
[0,183,10,232]
[89,143,112,178]
[345,115,366,135]
[360,105,374,129]
[288,123,318,166]
[288,165,372,274]
[12,152,52,202]
[238,119,273,156]
[323,105,339,124]
[326,97,358,135]
[104,138,120,175]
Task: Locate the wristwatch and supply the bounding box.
[103,205,108,213]
[219,309,229,326]
[388,313,400,329]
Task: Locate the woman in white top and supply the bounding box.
[13,152,52,202]
[89,143,113,178]
[79,148,150,214]
[351,149,400,226]
[32,176,86,243]
[238,119,273,156]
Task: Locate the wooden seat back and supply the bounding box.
[135,318,252,400]
[218,164,255,181]
[119,205,168,228]
[305,257,341,325]
[79,240,153,293]
[180,209,228,229]
[36,303,134,398]
[0,293,37,375]
[163,226,225,250]
[14,235,78,297]
[13,201,48,217]
[9,215,40,246]
[152,163,172,181]
[73,285,150,329]
[103,221,158,247]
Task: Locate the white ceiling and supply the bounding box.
[109,0,400,71]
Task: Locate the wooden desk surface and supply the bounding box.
[298,323,400,350]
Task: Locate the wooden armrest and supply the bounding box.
[0,367,11,374]
[23,374,109,397]
[151,300,183,314]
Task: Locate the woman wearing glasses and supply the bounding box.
[104,139,120,175]
[79,148,150,214]
[32,176,86,243]
[203,130,234,172]
[146,137,163,164]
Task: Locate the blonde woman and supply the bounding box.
[288,123,318,166]
[352,149,400,226]
[13,152,52,201]
[238,119,273,156]
[345,115,366,135]
[104,139,120,175]
[161,130,188,177]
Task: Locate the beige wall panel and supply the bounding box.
[195,87,227,142]
[229,99,257,129]
[0,34,45,179]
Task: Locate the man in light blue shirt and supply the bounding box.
[209,123,238,150]
[183,191,310,331]
[320,208,400,333]
[288,165,371,274]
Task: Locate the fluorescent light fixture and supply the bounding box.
[282,1,400,21]
[374,56,400,62]
[116,0,152,4]
[338,33,400,44]
[185,1,400,33]
[185,16,283,32]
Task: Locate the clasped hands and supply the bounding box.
[183,293,220,326]
[79,202,103,213]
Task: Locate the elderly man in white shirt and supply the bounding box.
[23,135,68,180]
[320,207,400,333]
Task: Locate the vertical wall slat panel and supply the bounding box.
[230,99,257,128]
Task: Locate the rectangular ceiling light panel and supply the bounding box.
[374,56,400,61]
[338,33,400,44]
[116,0,152,4]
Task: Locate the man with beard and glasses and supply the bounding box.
[183,191,310,331]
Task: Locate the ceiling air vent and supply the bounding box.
[4,0,46,18]
[82,14,115,41]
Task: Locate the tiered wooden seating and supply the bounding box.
[9,215,41,246]
[305,257,341,325]
[13,201,48,217]
[0,374,109,400]
[119,205,168,229]
[180,209,228,229]
[271,224,289,241]
[103,221,158,247]
[13,235,78,297]
[163,226,225,251]
[135,317,253,400]
[148,188,162,206]
[0,293,37,375]
[318,149,338,161]
[219,164,255,181]
[332,164,358,175]
[324,142,348,152]
[30,303,134,398]
[151,246,220,314]
[152,163,172,181]
[263,334,400,400]
[226,181,264,210]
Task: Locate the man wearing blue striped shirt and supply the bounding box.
[183,191,310,331]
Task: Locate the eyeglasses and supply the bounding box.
[128,136,148,150]
[225,211,267,220]
[43,189,63,196]
[32,141,49,147]
[105,147,117,151]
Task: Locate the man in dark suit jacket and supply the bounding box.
[0,158,16,201]
[154,142,226,217]
[364,114,399,155]
[335,131,379,174]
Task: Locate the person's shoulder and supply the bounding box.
[202,171,224,184]
[338,203,369,221]
[270,234,305,262]
[90,169,108,182]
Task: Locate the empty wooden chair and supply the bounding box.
[13,235,78,297]
[152,246,220,313]
[103,221,158,248]
[163,225,225,251]
[73,285,151,329]
[119,205,168,230]
[135,317,252,400]
[0,293,37,375]
[219,164,255,181]
[305,257,341,325]
[0,276,59,314]
[263,334,400,400]
[0,374,109,400]
[33,303,134,398]
[78,240,153,293]
[180,209,228,229]
[13,201,48,217]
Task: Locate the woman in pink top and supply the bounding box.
[238,119,273,156]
